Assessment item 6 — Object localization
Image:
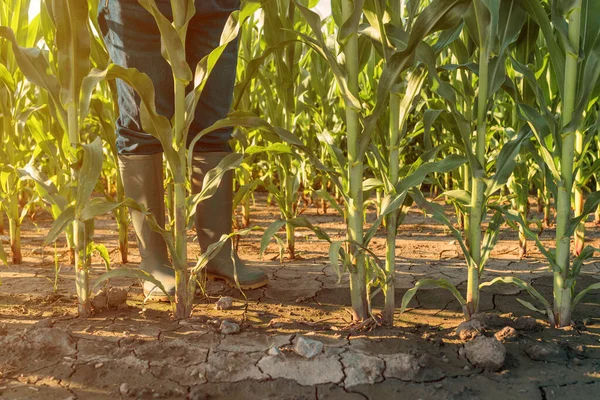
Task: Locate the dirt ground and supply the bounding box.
[1,195,600,399]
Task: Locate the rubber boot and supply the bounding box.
[119,153,175,301]
[191,152,268,289]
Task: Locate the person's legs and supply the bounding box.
[187,1,268,288]
[99,0,175,299]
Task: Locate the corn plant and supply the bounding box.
[479,0,600,327]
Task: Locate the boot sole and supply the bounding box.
[206,273,268,290]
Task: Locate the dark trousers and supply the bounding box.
[98,0,240,155]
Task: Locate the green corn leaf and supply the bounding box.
[441,189,471,204]
[191,227,257,277]
[75,137,104,215]
[92,268,171,302]
[409,188,475,270]
[51,0,90,107]
[490,205,560,272]
[572,282,600,310]
[515,298,547,315]
[379,154,467,218]
[94,243,111,271]
[314,189,345,216]
[571,245,596,278]
[328,240,346,284]
[187,153,243,225]
[138,0,192,83]
[520,0,565,96]
[484,125,532,197]
[79,198,121,222]
[567,191,600,237]
[400,278,468,315]
[480,276,554,324]
[45,205,75,245]
[480,210,505,270]
[292,0,362,111]
[0,26,66,126]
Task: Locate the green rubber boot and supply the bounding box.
[191,152,268,290]
[119,153,175,301]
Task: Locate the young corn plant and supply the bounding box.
[398,0,534,320]
[289,0,473,322]
[481,0,600,327]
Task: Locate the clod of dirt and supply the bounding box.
[293,336,323,359]
[494,326,517,342]
[456,319,485,341]
[511,316,538,331]
[464,336,506,371]
[525,343,564,361]
[382,353,421,380]
[220,320,241,335]
[91,287,128,310]
[471,312,510,328]
[215,296,234,310]
[268,346,282,356]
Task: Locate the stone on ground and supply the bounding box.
[464,336,506,371]
[525,343,563,361]
[293,336,323,359]
[220,320,240,335]
[215,296,234,310]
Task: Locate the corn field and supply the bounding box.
[1,0,599,333]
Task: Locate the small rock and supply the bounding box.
[456,319,485,341]
[293,336,323,359]
[495,326,517,342]
[119,383,130,396]
[215,296,234,310]
[220,321,240,335]
[95,363,104,369]
[464,336,506,371]
[526,343,562,361]
[512,316,538,331]
[92,287,128,310]
[268,346,282,356]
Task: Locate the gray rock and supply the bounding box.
[494,326,517,342]
[215,296,234,310]
[526,343,563,361]
[341,351,384,387]
[464,336,506,371]
[456,319,485,341]
[220,321,240,335]
[382,353,420,380]
[268,346,282,356]
[293,336,323,359]
[119,382,130,396]
[257,354,344,386]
